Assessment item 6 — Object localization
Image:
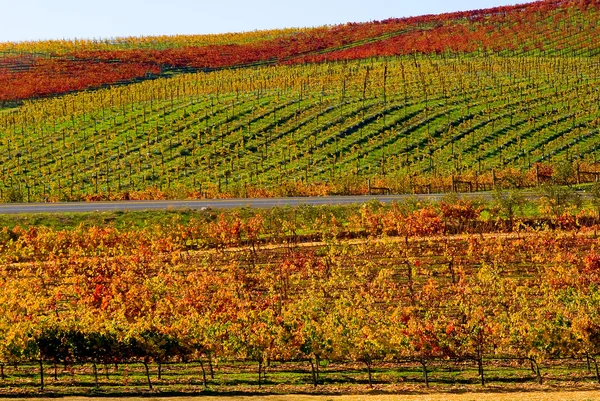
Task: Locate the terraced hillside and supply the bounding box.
[0,0,599,201]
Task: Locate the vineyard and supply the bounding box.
[2,0,600,396]
[1,54,600,201]
[2,200,600,394]
[0,1,599,200]
[1,0,600,103]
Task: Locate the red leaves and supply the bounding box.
[0,58,160,102]
[3,0,594,103]
[579,252,600,287]
[446,322,456,335]
[405,207,444,237]
[91,283,107,309]
[585,252,600,272]
[287,0,597,63]
[0,18,410,102]
[207,213,267,248]
[378,205,443,237]
[440,200,482,222]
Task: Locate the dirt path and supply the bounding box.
[20,390,600,401]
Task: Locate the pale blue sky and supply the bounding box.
[1,0,525,42]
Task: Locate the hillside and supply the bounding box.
[0,0,599,201]
[1,0,599,104]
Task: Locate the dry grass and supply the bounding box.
[18,390,600,401]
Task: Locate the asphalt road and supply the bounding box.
[0,193,487,214]
[0,191,588,214]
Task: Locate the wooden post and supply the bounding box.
[39,360,44,390]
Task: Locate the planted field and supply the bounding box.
[1,0,599,104]
[0,55,599,201]
[2,200,600,395]
[3,0,600,398]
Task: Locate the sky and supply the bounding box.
[1,0,526,43]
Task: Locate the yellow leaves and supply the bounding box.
[476,262,499,284]
[2,216,600,368]
[361,325,376,340]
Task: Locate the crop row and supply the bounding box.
[0,55,598,200]
[1,1,599,103]
[2,212,600,389]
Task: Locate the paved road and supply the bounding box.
[0,191,588,214]
[0,194,484,214]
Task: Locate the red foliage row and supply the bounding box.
[0,20,410,102]
[287,0,598,62]
[0,0,597,102]
[68,20,413,69]
[50,1,568,70]
[0,58,160,102]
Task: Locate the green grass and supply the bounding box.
[1,359,599,397]
[0,209,203,231]
[0,203,364,234]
